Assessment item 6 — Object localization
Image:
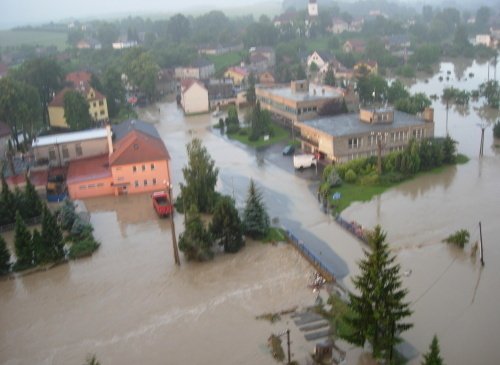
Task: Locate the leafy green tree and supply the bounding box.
[0,235,11,275]
[124,49,160,102]
[225,105,240,134]
[387,80,409,103]
[242,179,270,239]
[41,205,65,262]
[475,7,491,34]
[64,90,92,130]
[324,64,336,86]
[102,66,126,118]
[67,29,84,46]
[178,205,214,261]
[13,211,33,270]
[210,195,244,253]
[422,335,445,365]
[0,175,17,225]
[97,22,119,47]
[246,72,256,105]
[0,77,41,147]
[494,121,500,139]
[441,136,457,164]
[14,57,63,127]
[343,225,412,362]
[31,228,46,265]
[180,138,219,214]
[442,229,470,248]
[58,199,77,230]
[356,75,388,104]
[167,14,191,43]
[479,81,499,108]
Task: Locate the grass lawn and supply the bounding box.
[227,122,291,148]
[207,51,245,75]
[0,30,67,50]
[262,227,287,243]
[305,37,330,53]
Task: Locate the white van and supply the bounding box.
[293,154,317,169]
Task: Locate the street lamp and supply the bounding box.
[164,180,181,266]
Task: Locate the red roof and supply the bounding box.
[66,154,111,185]
[6,170,48,188]
[180,79,206,94]
[49,88,71,107]
[109,130,170,166]
[66,71,92,87]
[49,85,105,108]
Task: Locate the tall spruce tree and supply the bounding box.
[210,195,244,253]
[32,228,50,265]
[23,177,43,219]
[180,138,219,214]
[13,211,33,270]
[0,235,11,274]
[324,64,336,86]
[242,179,270,239]
[343,225,412,362]
[178,205,214,261]
[422,335,444,365]
[0,175,17,225]
[41,205,65,261]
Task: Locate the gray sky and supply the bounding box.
[1,0,265,29]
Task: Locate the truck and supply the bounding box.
[293,154,317,169]
[151,191,173,217]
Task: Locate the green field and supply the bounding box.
[208,51,245,76]
[0,30,67,50]
[227,123,291,148]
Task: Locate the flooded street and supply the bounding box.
[1,59,499,365]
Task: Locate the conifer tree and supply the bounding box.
[343,225,412,362]
[23,177,43,218]
[0,235,11,274]
[178,205,214,261]
[41,205,65,261]
[32,228,50,264]
[210,195,244,253]
[242,179,270,239]
[13,211,33,270]
[324,64,336,86]
[0,175,16,225]
[422,335,445,365]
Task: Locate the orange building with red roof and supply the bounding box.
[66,120,171,199]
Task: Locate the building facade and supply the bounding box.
[297,107,435,163]
[180,80,209,114]
[174,59,215,80]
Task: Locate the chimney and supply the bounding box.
[106,124,113,156]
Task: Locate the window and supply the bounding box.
[133,166,137,173]
[142,164,146,171]
[100,110,105,115]
[150,163,155,171]
[62,146,69,159]
[75,143,82,156]
[99,100,104,106]
[152,178,157,185]
[49,149,56,161]
[348,138,360,149]
[93,102,96,107]
[144,179,148,186]
[134,180,139,187]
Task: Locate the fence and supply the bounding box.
[283,228,336,283]
[334,215,368,245]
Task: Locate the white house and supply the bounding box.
[475,34,493,48]
[328,17,349,34]
[307,51,331,69]
[175,59,215,80]
[180,79,209,115]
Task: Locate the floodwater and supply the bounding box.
[343,59,500,364]
[1,59,498,365]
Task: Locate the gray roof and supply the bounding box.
[32,128,107,148]
[302,110,428,138]
[259,83,342,102]
[112,120,160,142]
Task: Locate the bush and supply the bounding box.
[359,172,379,186]
[442,229,470,248]
[71,217,93,237]
[68,236,100,259]
[344,169,357,183]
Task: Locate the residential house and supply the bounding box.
[384,35,411,51]
[31,128,109,168]
[174,59,215,80]
[307,51,331,70]
[318,58,353,82]
[112,39,138,49]
[198,43,243,56]
[256,80,344,127]
[250,47,276,68]
[249,54,270,73]
[224,66,249,86]
[328,17,349,34]
[76,39,101,50]
[354,60,378,77]
[66,71,92,87]
[180,79,209,114]
[343,39,366,53]
[207,79,236,109]
[156,68,176,96]
[258,71,275,85]
[66,120,171,199]
[48,84,109,128]
[297,107,435,162]
[475,34,494,48]
[350,18,364,32]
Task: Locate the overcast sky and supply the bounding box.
[1,0,264,29]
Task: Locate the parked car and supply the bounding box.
[282,145,295,155]
[151,191,173,217]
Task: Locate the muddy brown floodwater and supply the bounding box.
[1,60,499,365]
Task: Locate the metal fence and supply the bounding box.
[334,215,368,244]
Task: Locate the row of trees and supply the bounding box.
[176,139,270,261]
[1,176,43,226]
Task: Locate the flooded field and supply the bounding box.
[1,59,499,365]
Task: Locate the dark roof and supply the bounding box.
[112,119,161,142]
[302,110,429,138]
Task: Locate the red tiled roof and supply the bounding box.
[67,154,112,185]
[227,66,249,77]
[6,170,48,188]
[109,130,170,166]
[66,71,92,87]
[0,121,10,138]
[49,88,71,107]
[181,79,206,94]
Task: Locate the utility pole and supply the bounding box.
[445,99,449,136]
[168,183,181,266]
[286,329,291,365]
[479,221,484,266]
[478,122,487,157]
